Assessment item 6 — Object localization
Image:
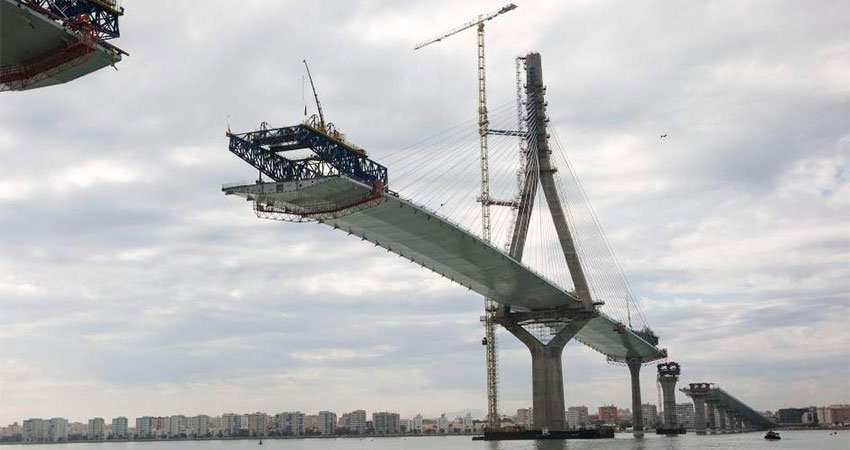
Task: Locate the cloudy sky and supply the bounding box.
[1,0,848,424]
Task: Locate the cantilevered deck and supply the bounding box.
[223,175,666,363]
[1,0,124,91]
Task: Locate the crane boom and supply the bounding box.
[302,59,325,130]
[413,3,517,50]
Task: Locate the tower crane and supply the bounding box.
[413,3,517,431]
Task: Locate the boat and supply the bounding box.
[258,439,263,445]
[764,430,780,440]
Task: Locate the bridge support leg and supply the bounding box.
[627,358,644,438]
[692,395,707,434]
[496,310,590,432]
[706,400,717,434]
[717,408,727,433]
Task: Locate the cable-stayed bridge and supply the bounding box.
[224,53,669,435]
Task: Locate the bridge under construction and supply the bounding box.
[0,0,125,91]
[223,52,676,436]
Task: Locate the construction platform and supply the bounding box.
[1,0,125,91]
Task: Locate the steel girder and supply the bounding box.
[227,124,388,187]
[18,0,122,40]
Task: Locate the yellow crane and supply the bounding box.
[413,3,518,431]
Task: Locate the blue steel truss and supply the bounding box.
[20,0,122,40]
[227,124,388,187]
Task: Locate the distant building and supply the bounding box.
[167,415,186,438]
[111,417,128,439]
[246,413,267,437]
[135,417,153,438]
[87,418,106,440]
[346,410,367,435]
[151,417,168,437]
[0,422,21,437]
[303,415,319,434]
[516,408,533,429]
[458,413,474,433]
[598,405,618,425]
[675,403,695,429]
[566,406,589,429]
[373,412,401,434]
[22,419,46,443]
[641,404,659,428]
[412,413,423,433]
[220,413,240,436]
[188,415,210,437]
[275,412,304,436]
[817,405,850,425]
[776,408,812,425]
[318,411,336,436]
[618,408,632,422]
[68,422,86,437]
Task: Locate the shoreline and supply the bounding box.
[0,433,480,445]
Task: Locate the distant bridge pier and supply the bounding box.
[496,308,593,431]
[688,383,711,435]
[729,410,740,432]
[656,362,681,434]
[705,398,718,433]
[716,408,727,433]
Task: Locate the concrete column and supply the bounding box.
[656,362,680,431]
[497,313,590,432]
[687,383,711,435]
[705,400,717,434]
[717,408,727,433]
[728,411,738,432]
[692,396,706,434]
[627,359,644,438]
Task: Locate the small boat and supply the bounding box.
[258,439,263,445]
[764,431,780,440]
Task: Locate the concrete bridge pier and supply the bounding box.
[729,411,740,432]
[496,308,593,432]
[717,408,727,433]
[687,383,711,435]
[656,362,681,433]
[705,399,718,434]
[627,359,645,438]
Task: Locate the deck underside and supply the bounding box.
[1,0,122,91]
[224,176,665,362]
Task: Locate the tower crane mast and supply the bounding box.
[413,3,517,431]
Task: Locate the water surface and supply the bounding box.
[4,430,847,450]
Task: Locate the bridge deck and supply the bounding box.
[224,176,665,362]
[682,386,774,429]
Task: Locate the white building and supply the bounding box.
[247,413,268,437]
[318,411,336,436]
[373,412,401,434]
[220,413,240,436]
[111,417,128,439]
[516,408,533,429]
[567,406,589,429]
[275,412,304,436]
[135,417,153,438]
[167,415,186,437]
[641,404,659,429]
[188,415,211,437]
[412,414,423,433]
[22,419,46,443]
[87,418,106,440]
[44,418,68,442]
[675,403,695,429]
[346,410,367,435]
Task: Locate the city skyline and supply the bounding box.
[1,0,848,426]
